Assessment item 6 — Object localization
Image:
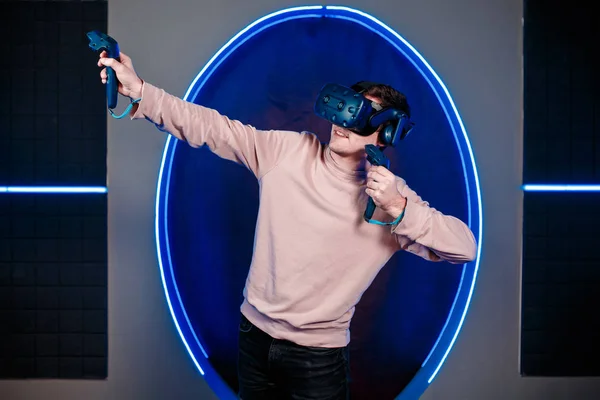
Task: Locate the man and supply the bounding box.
[98,51,476,400]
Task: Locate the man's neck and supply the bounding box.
[329,149,368,172]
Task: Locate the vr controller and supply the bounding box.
[313,83,414,147]
[86,30,120,109]
[364,144,390,222]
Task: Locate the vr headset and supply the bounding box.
[313,81,414,147]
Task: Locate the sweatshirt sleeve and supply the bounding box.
[392,177,478,264]
[130,81,302,179]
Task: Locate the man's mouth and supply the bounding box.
[334,130,348,138]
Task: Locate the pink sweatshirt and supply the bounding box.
[132,82,477,348]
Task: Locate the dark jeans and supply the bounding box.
[237,314,350,400]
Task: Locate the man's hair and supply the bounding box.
[358,83,411,118]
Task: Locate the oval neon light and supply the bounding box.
[155,5,482,399]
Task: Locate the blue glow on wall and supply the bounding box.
[0,186,108,194]
[155,6,482,400]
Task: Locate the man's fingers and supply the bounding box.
[367,169,388,182]
[365,188,380,200]
[366,180,378,190]
[97,51,107,67]
[369,169,396,191]
[102,58,133,80]
[99,57,115,67]
[100,68,107,80]
[371,165,393,177]
[119,51,133,67]
[99,57,126,73]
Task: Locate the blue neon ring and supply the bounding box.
[155,6,483,399]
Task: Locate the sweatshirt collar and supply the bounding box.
[323,146,367,183]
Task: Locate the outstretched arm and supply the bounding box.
[131,82,302,178]
[98,53,302,179]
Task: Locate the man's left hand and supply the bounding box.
[365,166,407,218]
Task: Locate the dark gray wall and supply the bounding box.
[521,0,600,378]
[1,0,109,384]
[1,0,600,399]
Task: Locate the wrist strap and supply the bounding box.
[366,209,405,226]
[109,97,142,119]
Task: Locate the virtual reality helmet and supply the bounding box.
[314,81,415,147]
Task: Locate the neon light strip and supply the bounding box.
[155,140,207,376]
[0,186,107,194]
[522,184,600,192]
[162,139,209,360]
[155,5,483,400]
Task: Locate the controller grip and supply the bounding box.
[363,145,389,222]
[364,198,376,220]
[106,67,118,109]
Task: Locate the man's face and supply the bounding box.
[328,95,384,159]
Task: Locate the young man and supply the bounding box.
[99,52,477,400]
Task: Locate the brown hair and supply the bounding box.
[361,83,411,118]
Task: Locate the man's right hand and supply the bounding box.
[98,50,143,100]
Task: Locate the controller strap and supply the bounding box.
[109,97,142,119]
[365,209,405,226]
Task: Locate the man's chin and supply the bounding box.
[329,143,362,158]
[328,141,346,154]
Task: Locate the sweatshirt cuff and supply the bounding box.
[390,177,429,240]
[390,200,427,239]
[130,81,161,120]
